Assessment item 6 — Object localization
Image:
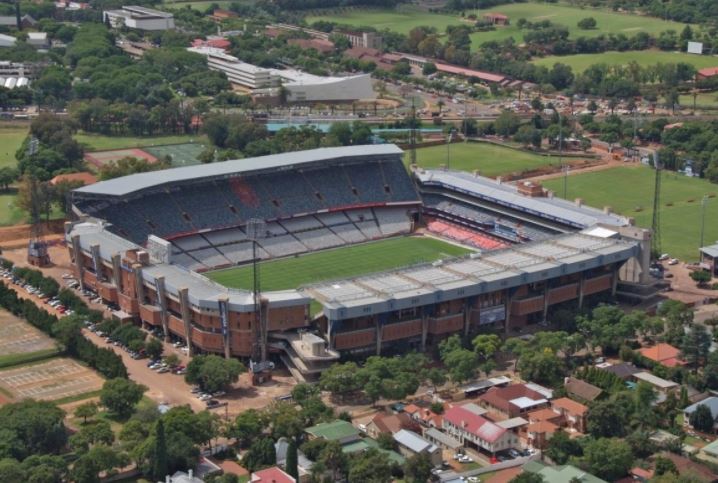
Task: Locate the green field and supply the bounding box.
[679,92,718,109]
[0,126,28,169]
[543,166,718,261]
[308,3,689,50]
[532,51,718,72]
[161,0,253,10]
[144,143,207,167]
[409,142,564,177]
[206,236,471,290]
[75,133,207,151]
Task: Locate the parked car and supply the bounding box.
[206,400,221,409]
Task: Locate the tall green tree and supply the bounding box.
[152,419,168,482]
[285,439,298,480]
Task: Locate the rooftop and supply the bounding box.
[443,404,506,443]
[305,420,360,442]
[565,377,603,402]
[393,429,438,454]
[700,242,718,258]
[638,343,686,367]
[633,371,679,390]
[684,396,718,420]
[75,144,402,197]
[523,461,607,483]
[599,362,640,380]
[415,169,629,228]
[552,397,588,416]
[251,467,295,483]
[479,384,550,413]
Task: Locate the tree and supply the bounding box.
[681,324,712,367]
[422,62,437,76]
[514,125,542,149]
[654,456,678,476]
[690,270,711,286]
[145,337,164,360]
[494,111,521,137]
[443,348,478,384]
[152,419,168,482]
[232,409,264,448]
[71,445,127,483]
[242,437,276,473]
[184,355,245,393]
[100,378,147,419]
[285,439,298,481]
[319,440,348,482]
[688,404,715,433]
[545,429,582,464]
[517,350,565,387]
[74,402,99,424]
[319,362,362,398]
[577,17,597,29]
[404,452,432,483]
[587,399,628,438]
[348,448,393,483]
[583,438,633,481]
[0,400,67,460]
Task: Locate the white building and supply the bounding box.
[27,32,48,49]
[189,46,375,102]
[103,6,175,31]
[0,33,16,48]
[442,404,517,454]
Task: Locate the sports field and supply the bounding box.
[144,143,207,167]
[206,236,471,290]
[679,92,718,109]
[543,166,718,261]
[84,148,158,169]
[308,3,689,50]
[0,126,27,169]
[532,51,718,72]
[75,132,207,151]
[409,142,566,177]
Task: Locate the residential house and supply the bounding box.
[442,404,517,454]
[633,372,679,396]
[305,420,360,445]
[478,383,551,419]
[365,412,420,439]
[551,397,588,433]
[0,33,15,48]
[27,32,48,49]
[403,402,445,428]
[251,467,296,483]
[393,429,442,466]
[700,242,718,276]
[564,377,602,404]
[627,467,654,482]
[483,13,509,25]
[683,397,718,432]
[209,9,237,22]
[424,427,462,452]
[288,38,335,54]
[522,461,607,483]
[697,67,718,81]
[275,437,313,483]
[525,408,562,449]
[599,362,640,380]
[638,343,687,367]
[166,470,203,483]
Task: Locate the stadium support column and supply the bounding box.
[155,276,170,342]
[375,316,382,356]
[463,299,471,337]
[133,264,144,306]
[504,289,515,335]
[542,282,550,324]
[71,235,85,291]
[90,244,102,282]
[421,311,429,352]
[611,266,619,297]
[179,287,194,356]
[111,254,122,292]
[218,296,230,359]
[578,272,585,309]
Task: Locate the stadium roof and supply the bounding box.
[304,232,638,319]
[415,169,629,228]
[75,144,403,197]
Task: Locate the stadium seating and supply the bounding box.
[375,208,412,236]
[329,223,366,244]
[294,228,344,251]
[259,234,308,257]
[426,219,508,251]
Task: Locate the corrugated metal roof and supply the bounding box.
[76,144,403,197]
[393,429,437,454]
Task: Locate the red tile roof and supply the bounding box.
[552,397,588,416]
[434,63,506,83]
[192,37,231,50]
[698,67,718,77]
[638,343,687,367]
[251,467,295,483]
[444,405,506,443]
[479,384,547,414]
[288,38,335,53]
[526,420,559,434]
[484,12,509,20]
[370,412,419,434]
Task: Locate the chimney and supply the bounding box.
[574,198,583,207]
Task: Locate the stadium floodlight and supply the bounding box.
[246,218,267,364]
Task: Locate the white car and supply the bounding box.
[668,258,679,265]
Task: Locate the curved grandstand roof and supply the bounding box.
[415,169,629,229]
[75,144,403,198]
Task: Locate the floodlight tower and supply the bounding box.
[246,218,266,363]
[409,98,417,166]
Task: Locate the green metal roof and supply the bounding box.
[523,462,607,483]
[305,420,359,442]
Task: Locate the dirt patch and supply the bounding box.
[0,220,65,245]
[84,148,158,169]
[0,309,57,357]
[0,358,104,402]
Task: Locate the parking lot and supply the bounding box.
[0,358,104,402]
[0,308,57,358]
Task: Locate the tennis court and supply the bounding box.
[0,358,103,402]
[84,148,158,168]
[144,143,206,167]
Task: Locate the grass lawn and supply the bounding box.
[0,126,28,169]
[532,51,718,72]
[409,142,562,177]
[543,166,718,261]
[0,348,60,369]
[308,3,689,50]
[307,6,463,36]
[75,133,207,151]
[679,92,718,109]
[161,0,254,10]
[206,236,471,290]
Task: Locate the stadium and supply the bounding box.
[67,144,651,380]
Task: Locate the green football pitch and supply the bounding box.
[532,51,718,73]
[206,236,472,291]
[543,166,718,262]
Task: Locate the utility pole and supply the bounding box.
[446,128,454,170]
